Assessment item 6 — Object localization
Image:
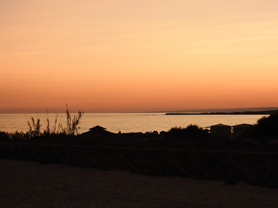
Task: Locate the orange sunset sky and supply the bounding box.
[1,0,278,113]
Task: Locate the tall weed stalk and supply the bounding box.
[27,116,42,137]
[26,106,84,139]
[65,106,84,135]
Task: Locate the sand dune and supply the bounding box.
[0,159,278,208]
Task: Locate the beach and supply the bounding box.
[1,160,278,207]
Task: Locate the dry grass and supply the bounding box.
[3,106,84,141]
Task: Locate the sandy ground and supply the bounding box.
[0,160,278,208]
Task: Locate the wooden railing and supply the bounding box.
[1,142,278,187]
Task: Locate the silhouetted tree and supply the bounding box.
[166,124,208,139]
[246,110,278,140]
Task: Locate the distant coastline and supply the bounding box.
[165,109,277,115]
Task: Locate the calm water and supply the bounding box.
[0,113,265,134]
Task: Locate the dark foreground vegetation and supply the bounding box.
[1,110,278,151]
[1,110,278,187]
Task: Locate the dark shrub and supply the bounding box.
[166,125,209,140]
[246,110,278,140]
[0,131,9,141]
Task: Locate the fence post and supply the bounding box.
[19,143,22,160]
[195,150,199,179]
[140,148,144,174]
[83,146,86,167]
[100,146,103,168]
[267,153,272,187]
[118,149,121,171]
[227,151,232,181]
[67,145,70,164]
[166,149,169,176]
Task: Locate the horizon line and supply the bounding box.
[1,107,277,114]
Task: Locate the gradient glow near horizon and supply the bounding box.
[1,0,278,113]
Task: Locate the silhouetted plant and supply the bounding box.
[8,130,28,140]
[65,105,84,135]
[50,113,64,134]
[44,109,51,135]
[43,110,62,135]
[167,126,184,137]
[184,124,209,139]
[166,125,208,139]
[0,131,9,141]
[27,117,42,138]
[24,106,84,139]
[245,110,278,140]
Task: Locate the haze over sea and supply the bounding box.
[0,113,265,134]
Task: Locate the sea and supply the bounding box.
[0,113,266,134]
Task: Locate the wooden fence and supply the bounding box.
[1,142,278,188]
